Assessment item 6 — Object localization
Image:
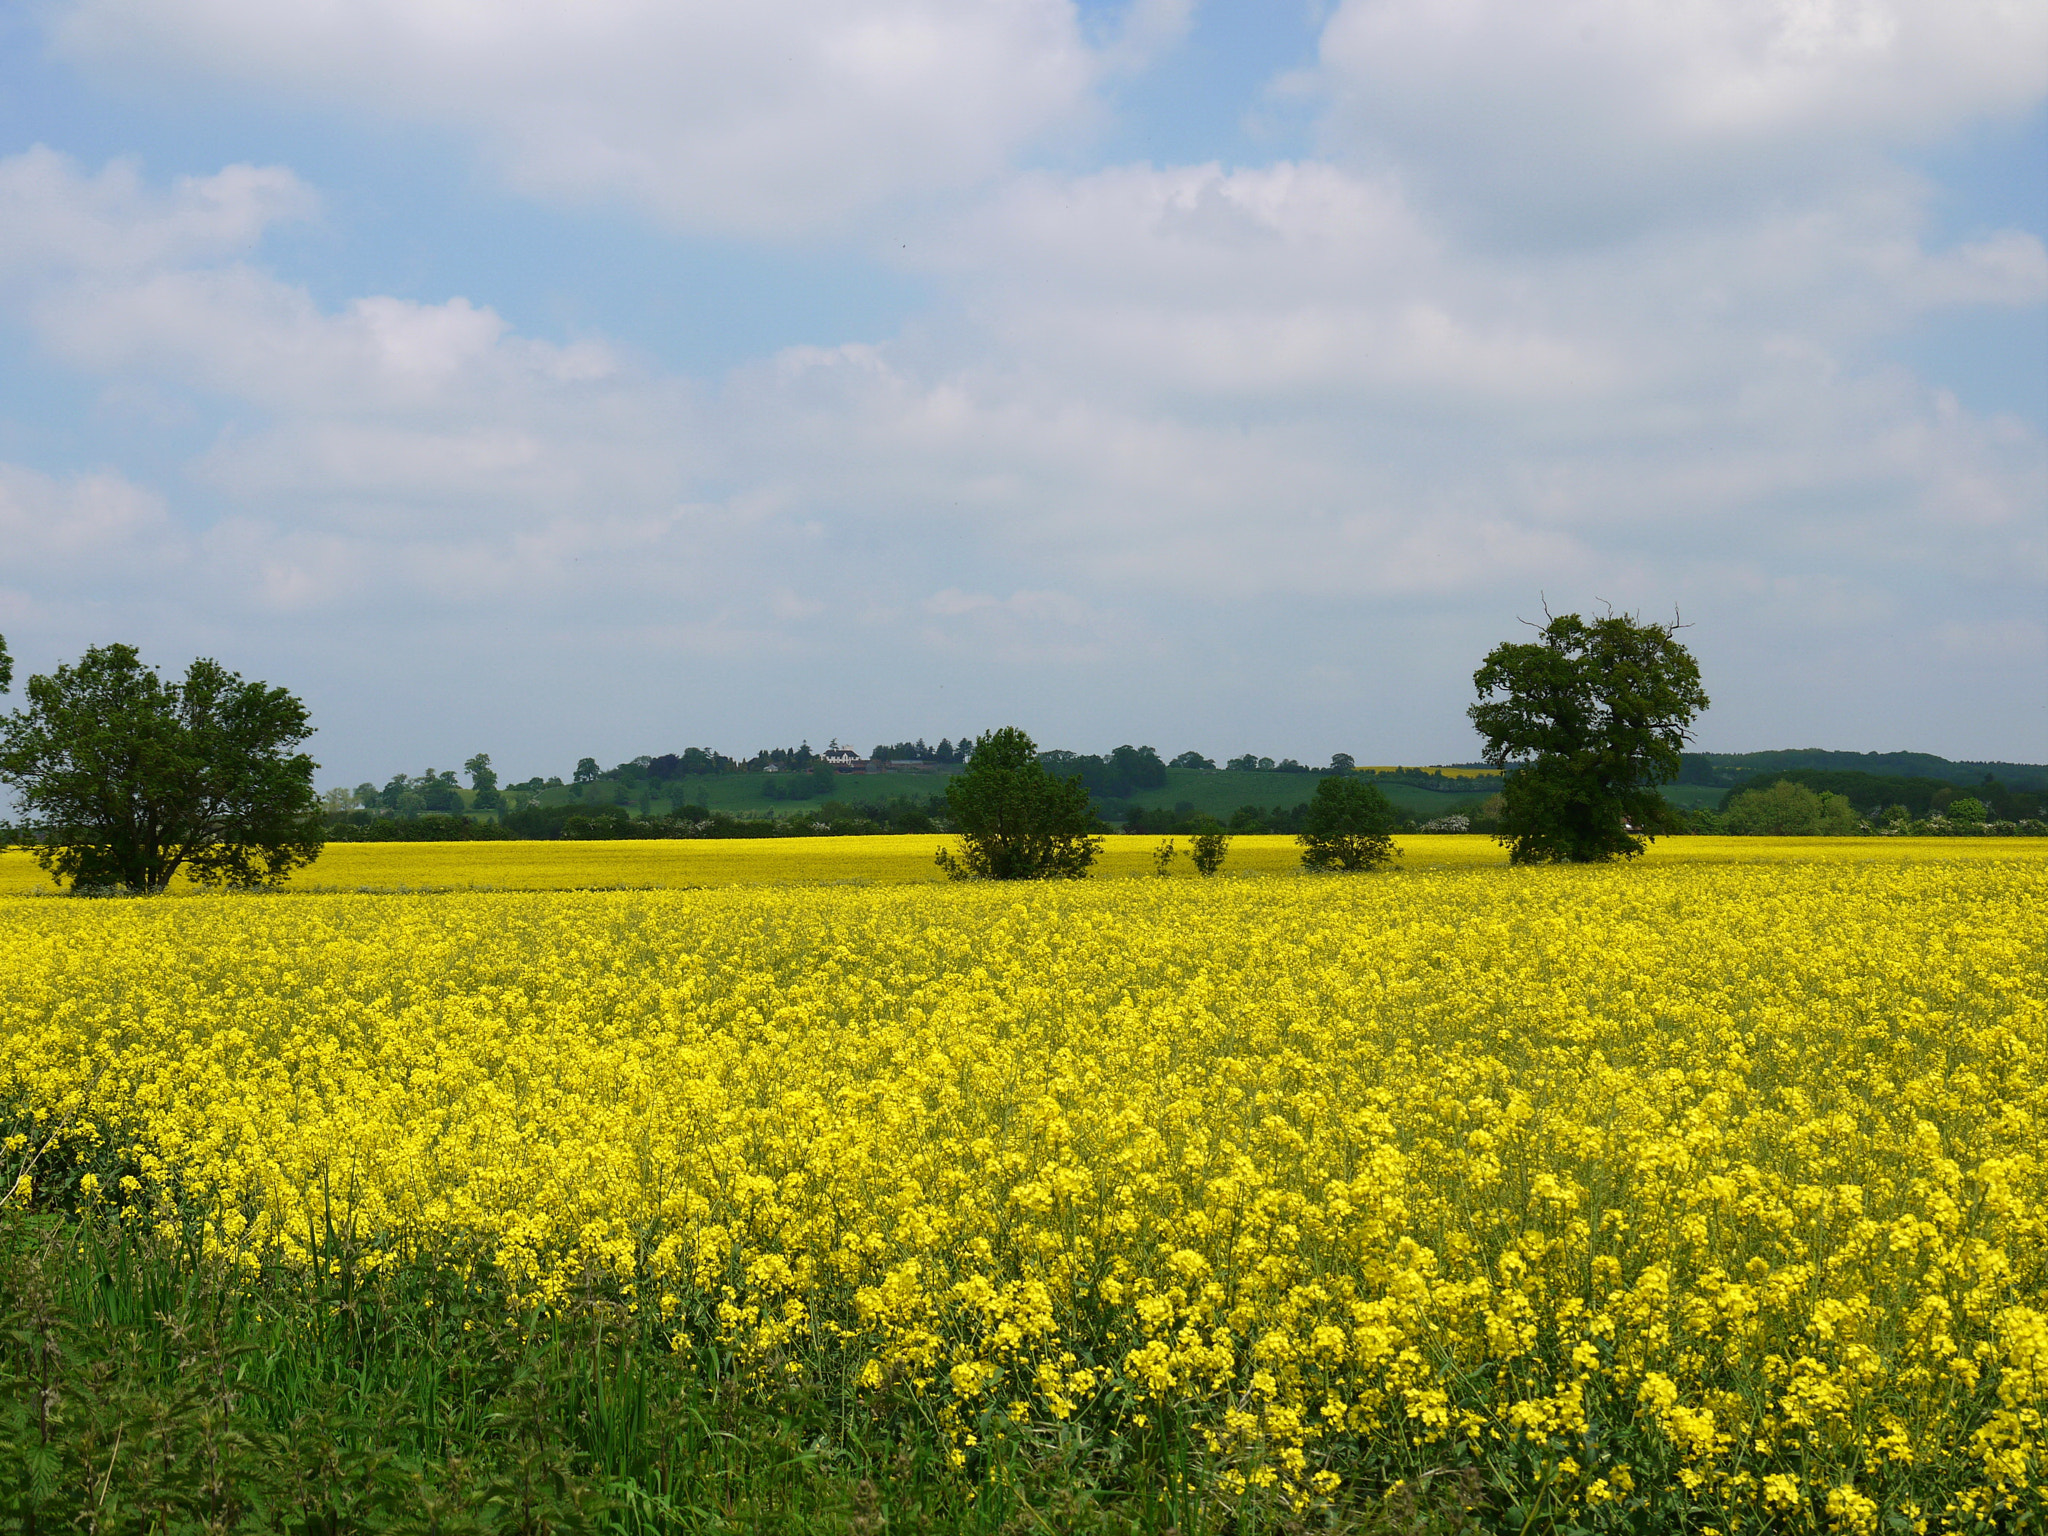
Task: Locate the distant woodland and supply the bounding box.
[317,743,2047,841]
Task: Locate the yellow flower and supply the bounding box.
[3,839,2042,1513]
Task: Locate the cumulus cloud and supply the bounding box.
[1306,0,2048,237]
[0,146,314,282]
[49,0,1105,236]
[3,0,2046,774]
[922,159,2046,418]
[0,462,180,571]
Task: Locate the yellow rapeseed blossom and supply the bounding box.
[2,843,2043,1525]
[5,831,2029,897]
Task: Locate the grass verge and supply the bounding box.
[1,1209,1488,1535]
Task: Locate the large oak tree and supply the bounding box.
[0,643,324,892]
[1469,610,1708,863]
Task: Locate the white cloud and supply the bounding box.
[50,0,1103,236]
[0,81,2042,769]
[918,587,1133,665]
[0,146,314,282]
[0,462,180,571]
[1307,0,2048,235]
[914,157,2047,453]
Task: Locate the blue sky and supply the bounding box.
[1,0,2043,786]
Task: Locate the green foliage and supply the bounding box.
[1945,796,1987,824]
[1469,610,1708,864]
[466,751,505,812]
[1713,767,1981,820]
[0,643,322,893]
[1189,822,1231,876]
[1680,747,2048,795]
[1038,744,1168,801]
[0,632,11,694]
[1296,776,1401,872]
[325,812,517,842]
[3,1209,1431,1535]
[762,760,840,801]
[937,727,1102,880]
[1723,779,1862,835]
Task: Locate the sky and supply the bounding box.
[1,0,2044,788]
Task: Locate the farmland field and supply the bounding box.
[4,832,2030,897]
[4,842,2044,1528]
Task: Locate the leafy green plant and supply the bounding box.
[936,727,1102,880]
[5,1207,1455,1534]
[1189,821,1231,876]
[1468,609,1708,864]
[1297,776,1401,871]
[0,643,323,893]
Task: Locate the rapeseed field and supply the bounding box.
[0,831,2026,896]
[3,847,2043,1528]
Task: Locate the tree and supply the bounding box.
[0,643,323,892]
[466,752,503,812]
[573,757,600,785]
[1468,609,1709,864]
[1327,753,1356,772]
[0,633,11,694]
[935,726,1101,880]
[1725,779,1859,836]
[1297,775,1401,872]
[416,770,462,814]
[1189,818,1232,876]
[1170,750,1216,771]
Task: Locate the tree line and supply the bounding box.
[23,608,1978,891]
[326,743,1481,824]
[1694,772,2046,836]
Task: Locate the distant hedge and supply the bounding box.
[321,796,951,842]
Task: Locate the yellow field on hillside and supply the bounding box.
[1358,765,1499,778]
[3,851,2042,1525]
[3,832,2038,896]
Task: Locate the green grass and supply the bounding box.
[2,1209,1495,1534]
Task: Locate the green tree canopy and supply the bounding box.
[1724,779,1860,836]
[937,726,1101,880]
[465,751,504,811]
[1297,775,1401,872]
[1469,610,1709,863]
[0,643,323,892]
[0,632,11,694]
[1189,817,1231,876]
